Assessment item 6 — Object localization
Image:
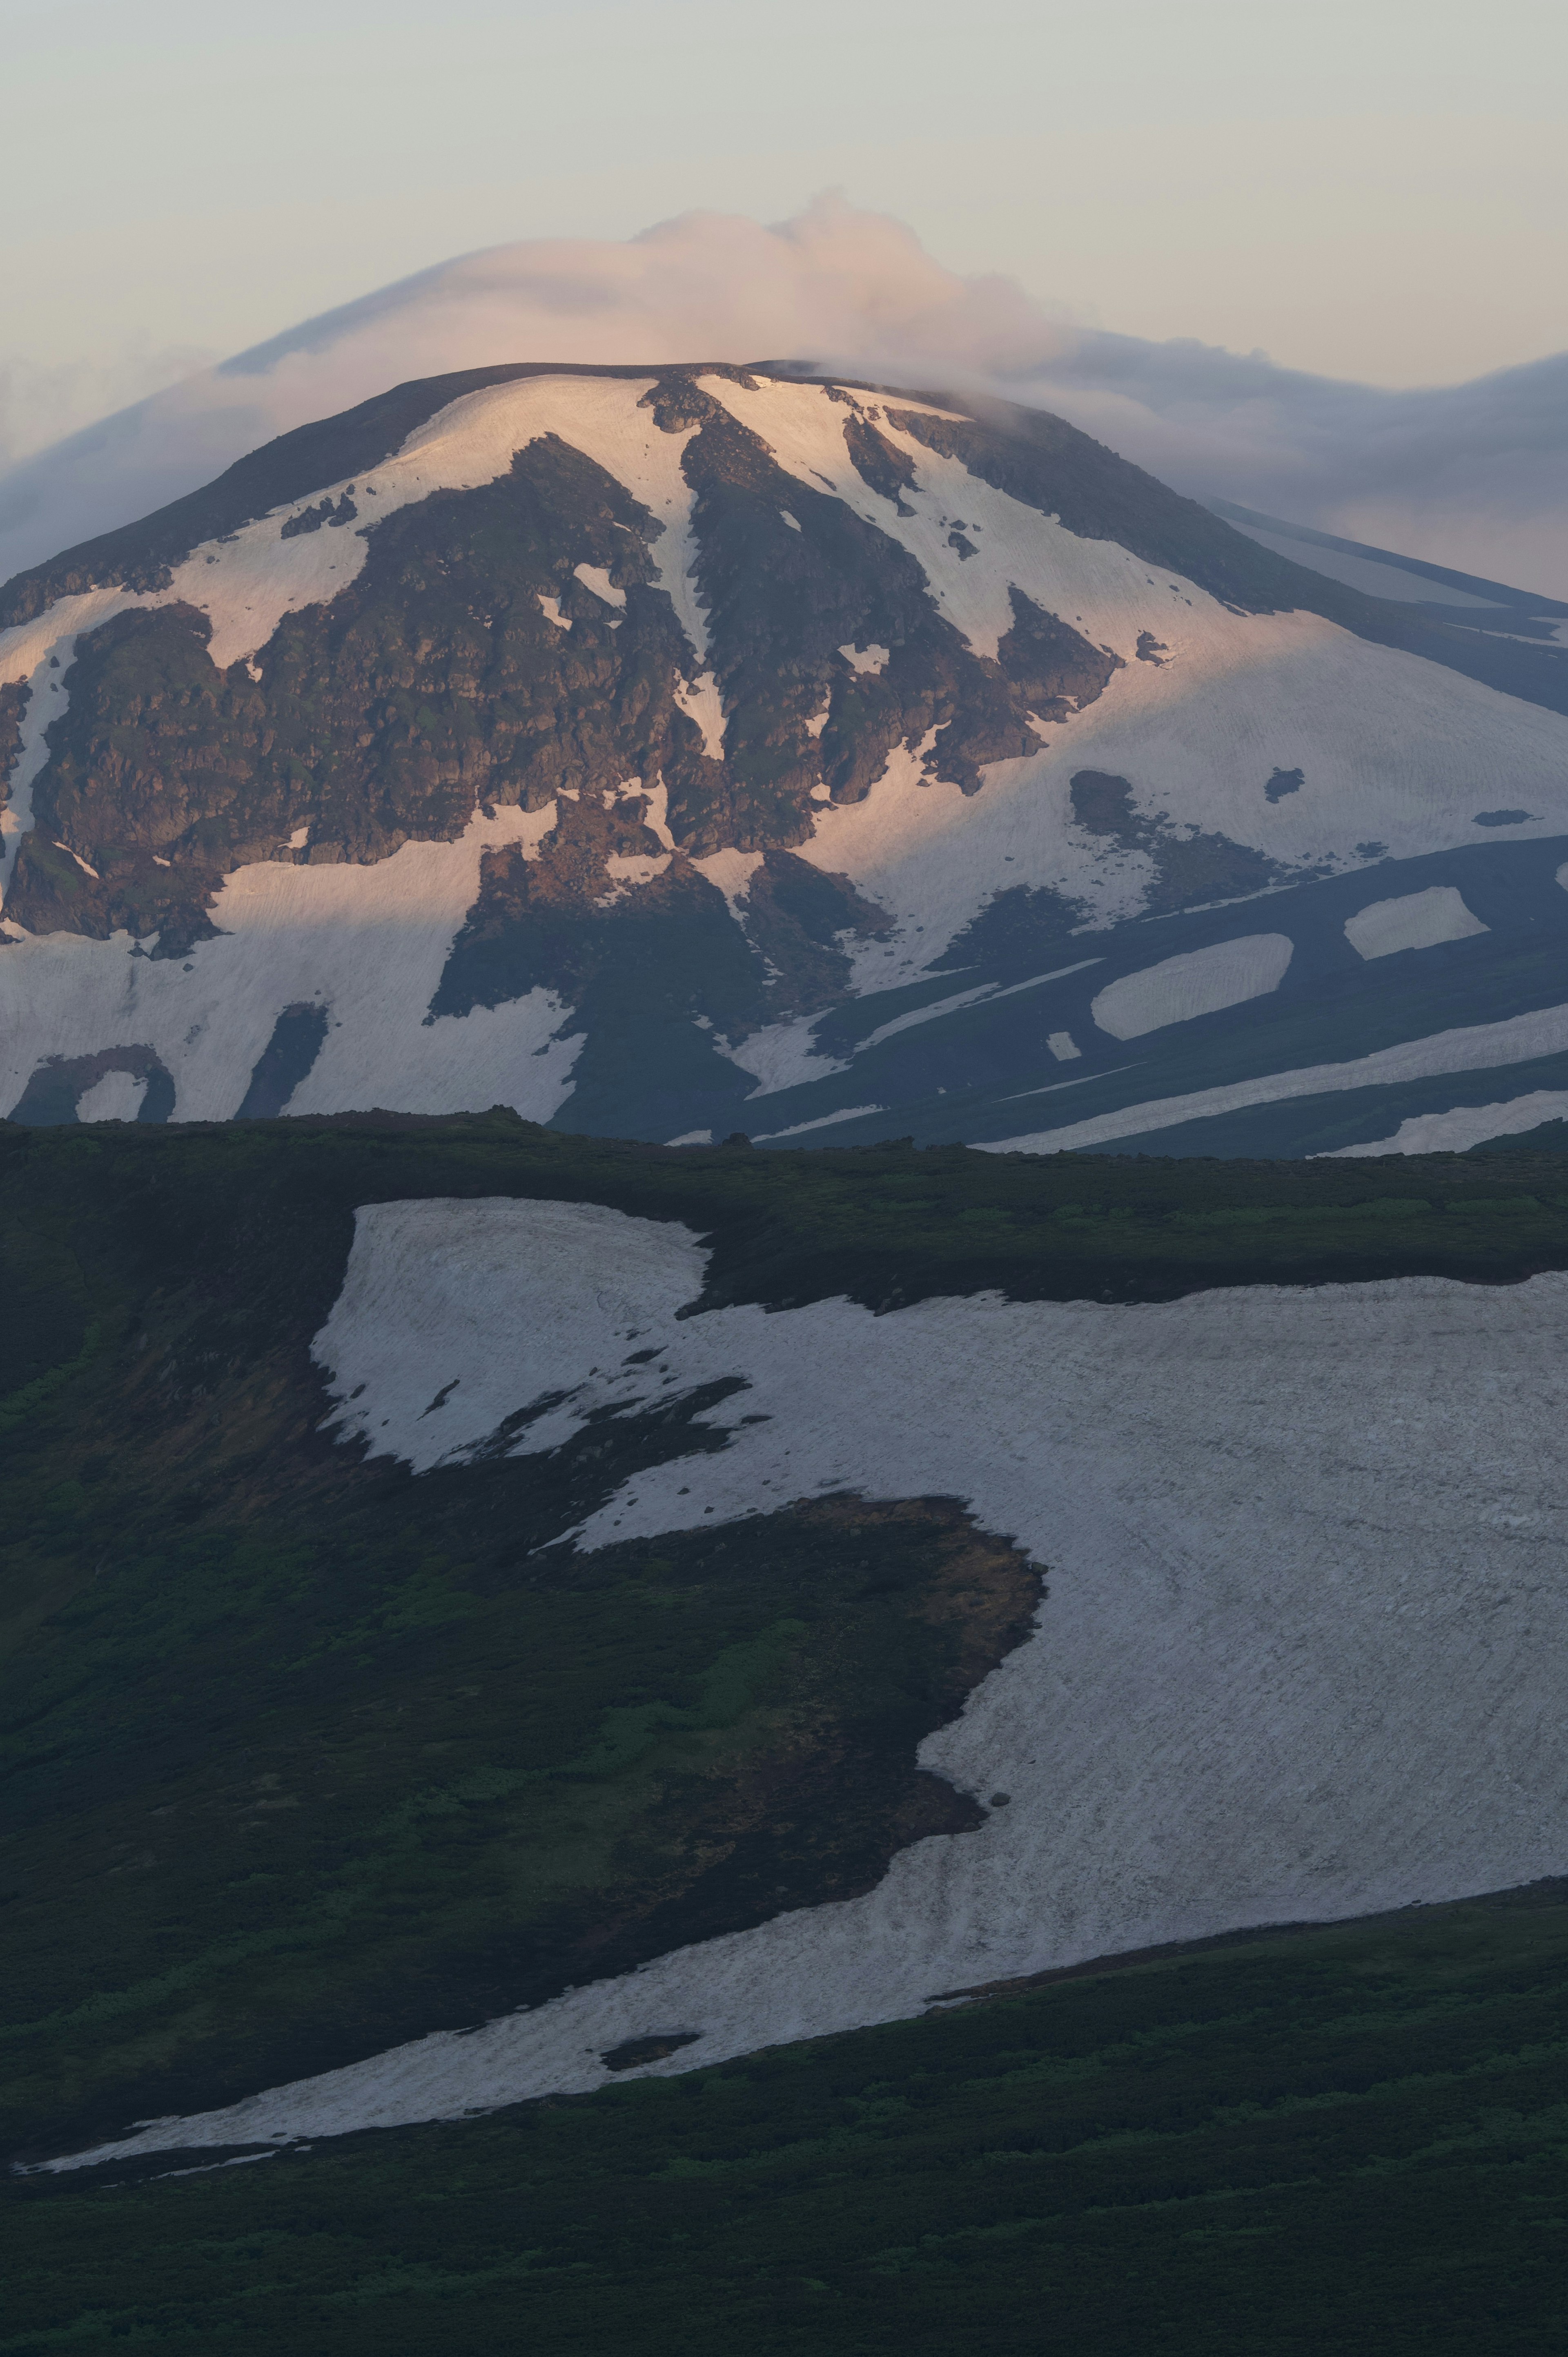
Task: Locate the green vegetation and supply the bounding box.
[6,1883,1565,2353]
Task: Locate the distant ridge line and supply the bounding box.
[1207,494,1568,615]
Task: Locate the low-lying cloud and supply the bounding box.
[3,196,1565,598]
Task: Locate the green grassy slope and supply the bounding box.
[7,1883,1566,2355]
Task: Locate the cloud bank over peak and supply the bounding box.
[3,196,1564,599]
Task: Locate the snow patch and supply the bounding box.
[691,848,764,914]
[74,1068,147,1123]
[573,563,626,609]
[672,672,725,758]
[1344,886,1489,961]
[839,643,890,675]
[1091,934,1293,1040]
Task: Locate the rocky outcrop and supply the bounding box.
[9,439,704,951]
[0,678,29,816]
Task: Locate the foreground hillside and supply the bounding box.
[4,1112,1566,2341]
[5,364,1568,1158]
[3,1113,1566,2155]
[10,1887,1565,2354]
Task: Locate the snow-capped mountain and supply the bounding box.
[4,363,1568,1157]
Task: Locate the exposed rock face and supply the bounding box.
[4,363,1568,1150]
[0,678,28,815]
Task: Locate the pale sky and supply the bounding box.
[4,0,1566,467]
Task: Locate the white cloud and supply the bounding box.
[2,196,1564,597]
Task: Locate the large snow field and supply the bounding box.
[0,803,580,1122]
[982,994,1568,1154]
[53,1196,1568,2169]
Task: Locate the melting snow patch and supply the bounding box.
[1344,886,1489,961]
[839,643,890,675]
[537,594,571,630]
[48,1202,1568,2167]
[573,563,626,608]
[1091,934,1293,1041]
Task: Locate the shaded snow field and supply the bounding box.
[53,1197,1568,2170]
[7,370,1568,1123]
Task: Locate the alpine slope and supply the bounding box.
[4,362,1568,1159]
[42,1189,1568,2167]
